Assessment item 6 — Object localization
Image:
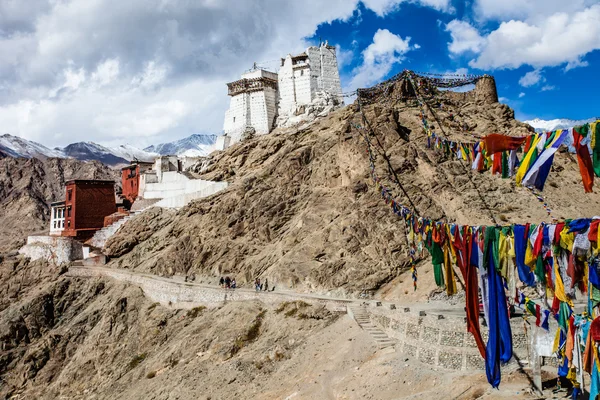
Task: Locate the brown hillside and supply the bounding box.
[104,77,600,296]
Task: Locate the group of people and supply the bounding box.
[218,276,236,289]
[217,276,273,291]
[254,278,269,292]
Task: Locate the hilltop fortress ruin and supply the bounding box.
[219,42,343,148]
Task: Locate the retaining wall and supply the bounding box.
[66,266,350,312]
[19,235,83,265]
[368,306,555,371]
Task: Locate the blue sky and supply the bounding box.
[0,0,599,147]
[309,1,600,121]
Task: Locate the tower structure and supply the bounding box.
[219,41,343,149]
[222,68,279,144]
[278,41,343,117]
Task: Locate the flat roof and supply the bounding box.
[50,200,66,206]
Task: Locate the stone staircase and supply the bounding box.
[348,304,396,349]
[88,212,137,249]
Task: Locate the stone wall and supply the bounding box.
[277,55,296,115]
[67,266,350,312]
[442,75,499,105]
[314,45,343,103]
[294,66,312,106]
[475,75,499,104]
[248,88,277,135]
[223,92,249,141]
[19,235,83,265]
[368,306,546,371]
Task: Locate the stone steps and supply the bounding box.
[348,305,396,349]
[88,212,139,249]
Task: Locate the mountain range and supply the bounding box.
[144,134,217,157]
[0,133,218,167]
[2,117,595,168]
[523,117,598,133]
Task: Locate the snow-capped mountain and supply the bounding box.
[144,133,217,156]
[523,117,597,133]
[60,142,157,166]
[0,134,65,159]
[0,134,157,167]
[110,144,159,162]
[60,143,129,166]
[0,133,216,167]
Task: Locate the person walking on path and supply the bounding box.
[219,277,224,287]
[225,276,231,289]
[255,278,261,292]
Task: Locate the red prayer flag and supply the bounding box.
[491,153,502,175]
[464,229,486,358]
[592,317,600,342]
[574,128,594,193]
[483,134,527,154]
[589,220,600,242]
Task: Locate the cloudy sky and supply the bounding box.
[1,0,600,148]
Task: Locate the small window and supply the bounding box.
[68,191,72,201]
[300,70,304,76]
[53,221,56,228]
[67,208,71,217]
[67,220,71,228]
[233,116,236,123]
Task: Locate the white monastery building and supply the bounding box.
[221,41,343,147]
[222,69,279,144]
[277,42,342,116]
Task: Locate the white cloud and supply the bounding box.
[519,92,525,98]
[335,44,354,68]
[466,5,600,70]
[474,0,598,21]
[361,0,454,16]
[348,28,417,89]
[0,0,454,148]
[518,69,544,87]
[540,85,556,91]
[446,20,485,54]
[565,59,589,71]
[91,59,120,88]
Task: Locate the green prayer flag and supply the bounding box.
[593,124,600,177]
[535,255,546,285]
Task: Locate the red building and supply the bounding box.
[61,180,117,240]
[121,162,153,205]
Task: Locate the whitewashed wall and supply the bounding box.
[278,55,296,114]
[319,45,343,101]
[19,236,83,265]
[223,93,248,139]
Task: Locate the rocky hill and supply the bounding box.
[0,157,118,252]
[103,76,599,295]
[1,75,599,399]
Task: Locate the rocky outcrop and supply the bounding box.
[276,90,343,129]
